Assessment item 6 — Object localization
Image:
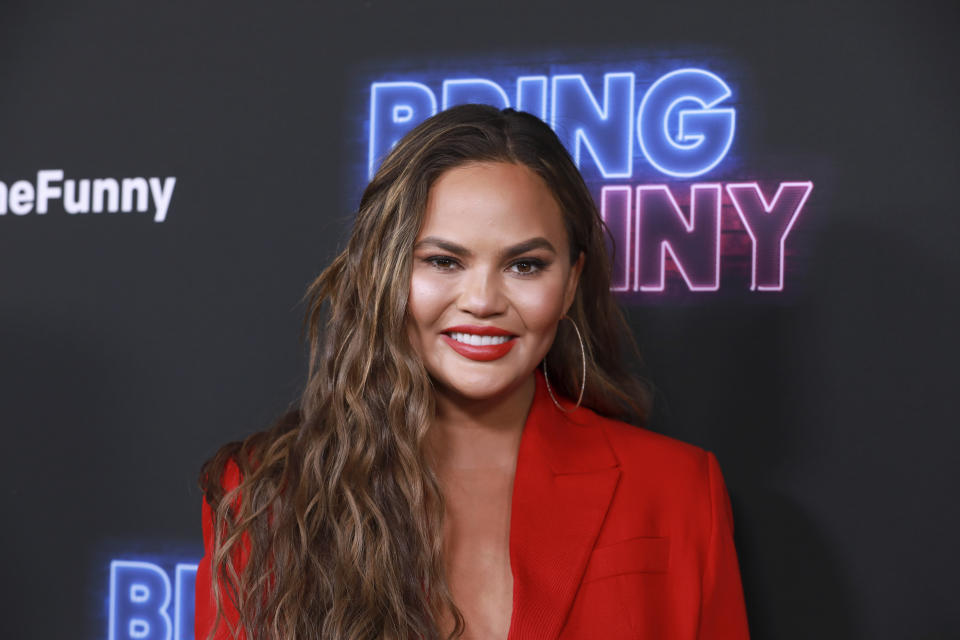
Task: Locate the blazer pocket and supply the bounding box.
[582,536,670,583]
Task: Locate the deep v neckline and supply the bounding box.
[443,380,540,640]
[434,368,621,640]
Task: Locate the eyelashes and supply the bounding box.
[422,255,548,277]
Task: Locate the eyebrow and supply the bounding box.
[413,236,558,260]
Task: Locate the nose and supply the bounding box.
[456,265,507,317]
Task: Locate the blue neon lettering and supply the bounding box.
[174,564,197,640]
[551,73,635,178]
[392,105,413,122]
[110,561,173,640]
[130,620,149,638]
[369,82,437,179]
[637,68,736,178]
[130,584,149,603]
[367,69,738,179]
[442,78,510,110]
[516,75,547,120]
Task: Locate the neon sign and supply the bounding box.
[370,68,735,181]
[108,560,197,640]
[600,181,814,292]
[363,62,815,295]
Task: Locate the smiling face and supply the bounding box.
[407,161,584,404]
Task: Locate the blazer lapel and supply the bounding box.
[507,369,622,640]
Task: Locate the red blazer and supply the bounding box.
[196,368,750,639]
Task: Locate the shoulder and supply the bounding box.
[199,453,245,510]
[221,457,242,493]
[199,456,244,537]
[574,405,720,524]
[200,408,300,501]
[580,405,712,479]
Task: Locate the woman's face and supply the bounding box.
[407,161,584,404]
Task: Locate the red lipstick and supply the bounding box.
[441,325,517,362]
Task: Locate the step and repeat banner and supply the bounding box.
[1,1,956,639]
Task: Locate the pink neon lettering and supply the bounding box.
[600,186,632,291]
[635,184,722,291]
[725,182,814,291]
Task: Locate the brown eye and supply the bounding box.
[425,256,459,270]
[509,258,546,276]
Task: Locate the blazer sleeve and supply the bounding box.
[195,459,247,640]
[697,452,751,639]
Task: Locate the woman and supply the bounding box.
[195,104,750,640]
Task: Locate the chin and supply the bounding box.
[434,366,520,401]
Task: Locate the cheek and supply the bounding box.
[512,276,568,332]
[407,272,448,335]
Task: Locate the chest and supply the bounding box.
[438,468,516,640]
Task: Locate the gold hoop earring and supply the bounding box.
[542,314,586,412]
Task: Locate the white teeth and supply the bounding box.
[448,332,512,346]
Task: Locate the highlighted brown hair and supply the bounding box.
[199,104,651,640]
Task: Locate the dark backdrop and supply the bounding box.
[1,1,957,638]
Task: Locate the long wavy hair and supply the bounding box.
[198,104,652,640]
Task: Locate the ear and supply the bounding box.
[562,251,585,315]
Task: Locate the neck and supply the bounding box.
[426,373,536,474]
